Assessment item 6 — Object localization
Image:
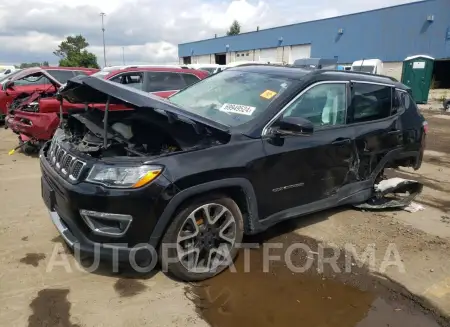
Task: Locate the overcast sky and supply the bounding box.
[0,0,419,66]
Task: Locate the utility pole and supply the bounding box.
[100,12,107,67]
[122,47,125,65]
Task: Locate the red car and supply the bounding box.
[6,66,208,153]
[0,66,98,118]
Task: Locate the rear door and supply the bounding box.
[347,81,402,180]
[259,81,353,217]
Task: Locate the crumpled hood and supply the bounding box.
[58,75,230,134]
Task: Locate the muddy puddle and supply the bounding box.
[186,232,446,327]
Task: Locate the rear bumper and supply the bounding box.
[6,111,59,140]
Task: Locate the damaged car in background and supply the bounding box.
[6,66,208,153]
[40,66,427,281]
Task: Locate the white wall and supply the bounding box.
[259,47,278,62]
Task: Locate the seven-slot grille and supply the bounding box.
[48,139,86,181]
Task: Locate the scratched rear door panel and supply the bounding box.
[348,83,403,180]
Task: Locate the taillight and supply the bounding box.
[423,121,428,134]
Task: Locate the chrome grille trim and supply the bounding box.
[48,138,86,181]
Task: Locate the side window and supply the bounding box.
[110,72,143,90]
[46,70,77,83]
[181,73,200,87]
[350,83,392,123]
[283,83,347,127]
[14,74,51,86]
[147,72,186,92]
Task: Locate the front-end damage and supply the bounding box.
[55,75,231,159]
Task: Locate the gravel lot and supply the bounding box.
[0,108,449,327]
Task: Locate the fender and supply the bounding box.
[148,178,259,247]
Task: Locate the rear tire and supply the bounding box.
[160,196,244,281]
[444,99,450,111]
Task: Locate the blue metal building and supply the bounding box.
[178,0,450,74]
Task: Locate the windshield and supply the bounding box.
[352,65,375,73]
[169,70,293,127]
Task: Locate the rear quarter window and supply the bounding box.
[350,83,392,123]
[147,72,186,92]
[181,73,200,87]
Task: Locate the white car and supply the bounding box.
[351,59,383,75]
[93,64,191,78]
[187,64,224,74]
[224,61,284,69]
[0,66,16,78]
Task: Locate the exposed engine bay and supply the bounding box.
[62,108,229,158]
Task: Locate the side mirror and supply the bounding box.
[271,116,314,136]
[4,81,14,90]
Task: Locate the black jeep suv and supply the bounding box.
[40,65,427,281]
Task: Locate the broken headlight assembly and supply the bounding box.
[86,164,162,188]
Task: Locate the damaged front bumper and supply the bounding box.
[6,111,59,141]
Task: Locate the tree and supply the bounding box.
[226,20,241,36]
[19,62,42,69]
[42,61,49,67]
[53,35,100,68]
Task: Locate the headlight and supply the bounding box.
[86,164,162,188]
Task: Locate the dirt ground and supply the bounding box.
[1,107,450,326]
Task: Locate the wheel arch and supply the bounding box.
[149,178,258,248]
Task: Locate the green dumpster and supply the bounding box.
[401,55,434,104]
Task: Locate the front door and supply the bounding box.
[258,81,353,218]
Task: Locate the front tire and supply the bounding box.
[19,138,38,155]
[160,196,244,281]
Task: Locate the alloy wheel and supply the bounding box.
[176,203,237,273]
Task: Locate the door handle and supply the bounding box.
[331,138,351,145]
[387,130,401,135]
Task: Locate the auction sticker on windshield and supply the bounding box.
[260,90,277,99]
[219,103,256,116]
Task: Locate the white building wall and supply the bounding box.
[253,49,260,61]
[259,47,278,62]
